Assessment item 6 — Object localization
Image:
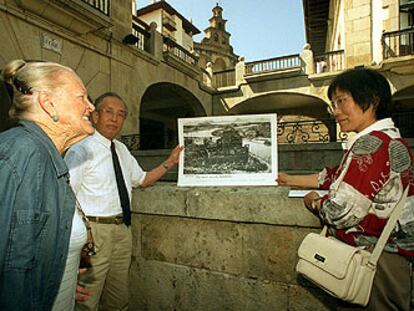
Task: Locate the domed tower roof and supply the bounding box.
[212,3,223,17]
[194,2,239,72]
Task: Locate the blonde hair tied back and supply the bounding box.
[2,59,74,120]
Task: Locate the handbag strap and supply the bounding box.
[321,187,409,268]
[368,187,409,267]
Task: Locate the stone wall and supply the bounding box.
[130,139,414,310]
[130,184,337,311]
[130,143,341,310]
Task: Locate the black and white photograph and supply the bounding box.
[178,114,278,186]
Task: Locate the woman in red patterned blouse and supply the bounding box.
[278,68,414,311]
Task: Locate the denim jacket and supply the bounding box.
[0,121,75,310]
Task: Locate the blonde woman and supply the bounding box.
[0,59,94,311]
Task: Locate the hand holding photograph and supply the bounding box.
[178,114,278,186]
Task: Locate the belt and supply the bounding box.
[88,215,124,225]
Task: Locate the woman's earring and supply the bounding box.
[52,114,59,122]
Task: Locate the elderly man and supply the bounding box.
[65,92,182,311]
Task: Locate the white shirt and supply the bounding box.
[65,131,146,217]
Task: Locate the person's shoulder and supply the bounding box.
[114,139,132,154]
[0,126,42,158]
[0,127,46,181]
[388,138,412,174]
[68,134,96,152]
[351,131,385,156]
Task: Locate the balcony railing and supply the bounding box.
[245,54,303,76]
[277,119,347,144]
[277,112,413,144]
[214,69,236,88]
[120,134,140,152]
[132,22,150,52]
[120,114,412,151]
[81,0,110,15]
[163,37,198,66]
[382,27,414,58]
[314,50,344,73]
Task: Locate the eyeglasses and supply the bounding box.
[327,96,349,115]
[100,108,127,119]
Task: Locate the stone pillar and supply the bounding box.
[344,1,372,67]
[149,22,163,60]
[235,56,245,86]
[110,0,132,42]
[300,43,314,75]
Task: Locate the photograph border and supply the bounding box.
[177,113,278,186]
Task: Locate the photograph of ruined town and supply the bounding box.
[181,115,274,175]
[1,0,413,310]
[178,114,277,186]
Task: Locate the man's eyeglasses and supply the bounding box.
[100,108,127,119]
[327,96,349,115]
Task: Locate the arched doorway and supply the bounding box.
[140,82,206,150]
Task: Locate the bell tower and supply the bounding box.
[194,3,238,72]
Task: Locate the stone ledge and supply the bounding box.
[132,183,321,227]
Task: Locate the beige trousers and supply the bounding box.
[75,222,132,311]
[337,251,411,311]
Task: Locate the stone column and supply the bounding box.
[149,22,163,60]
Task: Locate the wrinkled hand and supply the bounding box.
[304,191,321,215]
[75,268,92,302]
[165,145,183,167]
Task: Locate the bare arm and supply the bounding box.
[277,172,319,189]
[141,145,183,188]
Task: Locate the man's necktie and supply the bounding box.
[110,142,131,226]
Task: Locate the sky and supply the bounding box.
[137,0,306,62]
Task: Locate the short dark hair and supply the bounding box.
[94,92,128,114]
[327,68,392,119]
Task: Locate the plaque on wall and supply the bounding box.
[177,114,278,186]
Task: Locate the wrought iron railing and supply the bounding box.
[314,50,345,73]
[245,54,303,75]
[214,69,236,88]
[120,134,140,152]
[120,113,412,150]
[81,0,110,15]
[277,119,347,144]
[163,36,198,66]
[382,27,414,58]
[132,22,151,52]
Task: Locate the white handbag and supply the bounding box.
[296,187,409,307]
